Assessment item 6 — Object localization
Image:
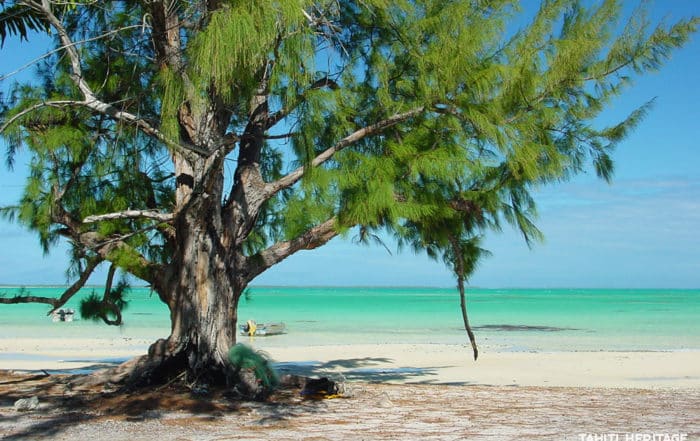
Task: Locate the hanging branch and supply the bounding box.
[76,264,126,326]
[97,264,123,326]
[449,235,479,361]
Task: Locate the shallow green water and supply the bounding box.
[0,286,698,351]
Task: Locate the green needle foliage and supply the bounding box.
[79,270,130,326]
[0,0,48,47]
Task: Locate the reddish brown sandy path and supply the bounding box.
[1,372,698,440]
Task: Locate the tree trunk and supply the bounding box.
[458,275,478,361]
[167,236,240,384]
[142,227,242,386]
[141,155,245,386]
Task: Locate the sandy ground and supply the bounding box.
[0,371,698,441]
[2,337,699,388]
[1,337,699,439]
[260,344,700,389]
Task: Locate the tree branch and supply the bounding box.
[83,210,175,224]
[21,0,205,159]
[74,230,164,287]
[47,201,164,289]
[97,264,122,326]
[0,258,101,313]
[47,257,102,315]
[265,76,341,130]
[244,217,339,283]
[264,132,296,140]
[225,65,273,243]
[0,23,145,83]
[0,100,78,134]
[265,107,425,197]
[47,201,164,288]
[0,294,56,306]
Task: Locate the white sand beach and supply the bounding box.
[2,336,699,389]
[2,337,699,440]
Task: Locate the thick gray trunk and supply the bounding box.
[169,262,239,378]
[156,211,242,382]
[154,152,245,383]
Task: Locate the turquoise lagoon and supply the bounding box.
[0,286,698,352]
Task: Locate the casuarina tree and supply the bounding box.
[0,0,696,386]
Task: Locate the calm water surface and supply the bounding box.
[0,286,697,352]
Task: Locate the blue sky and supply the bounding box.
[1,2,699,288]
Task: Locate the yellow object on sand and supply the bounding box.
[247,320,257,336]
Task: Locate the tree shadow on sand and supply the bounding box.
[0,357,467,439]
[0,365,243,440]
[0,369,101,440]
[273,356,455,383]
[0,362,350,440]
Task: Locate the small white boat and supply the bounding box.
[51,308,75,322]
[240,320,286,336]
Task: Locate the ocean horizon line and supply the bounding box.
[1,284,698,291]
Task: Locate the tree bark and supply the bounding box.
[146,149,245,385]
[458,275,479,361]
[450,235,478,361]
[162,237,240,384]
[143,234,241,385]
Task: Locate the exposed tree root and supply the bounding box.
[67,339,273,401]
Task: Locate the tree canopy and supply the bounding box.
[0,0,697,384]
